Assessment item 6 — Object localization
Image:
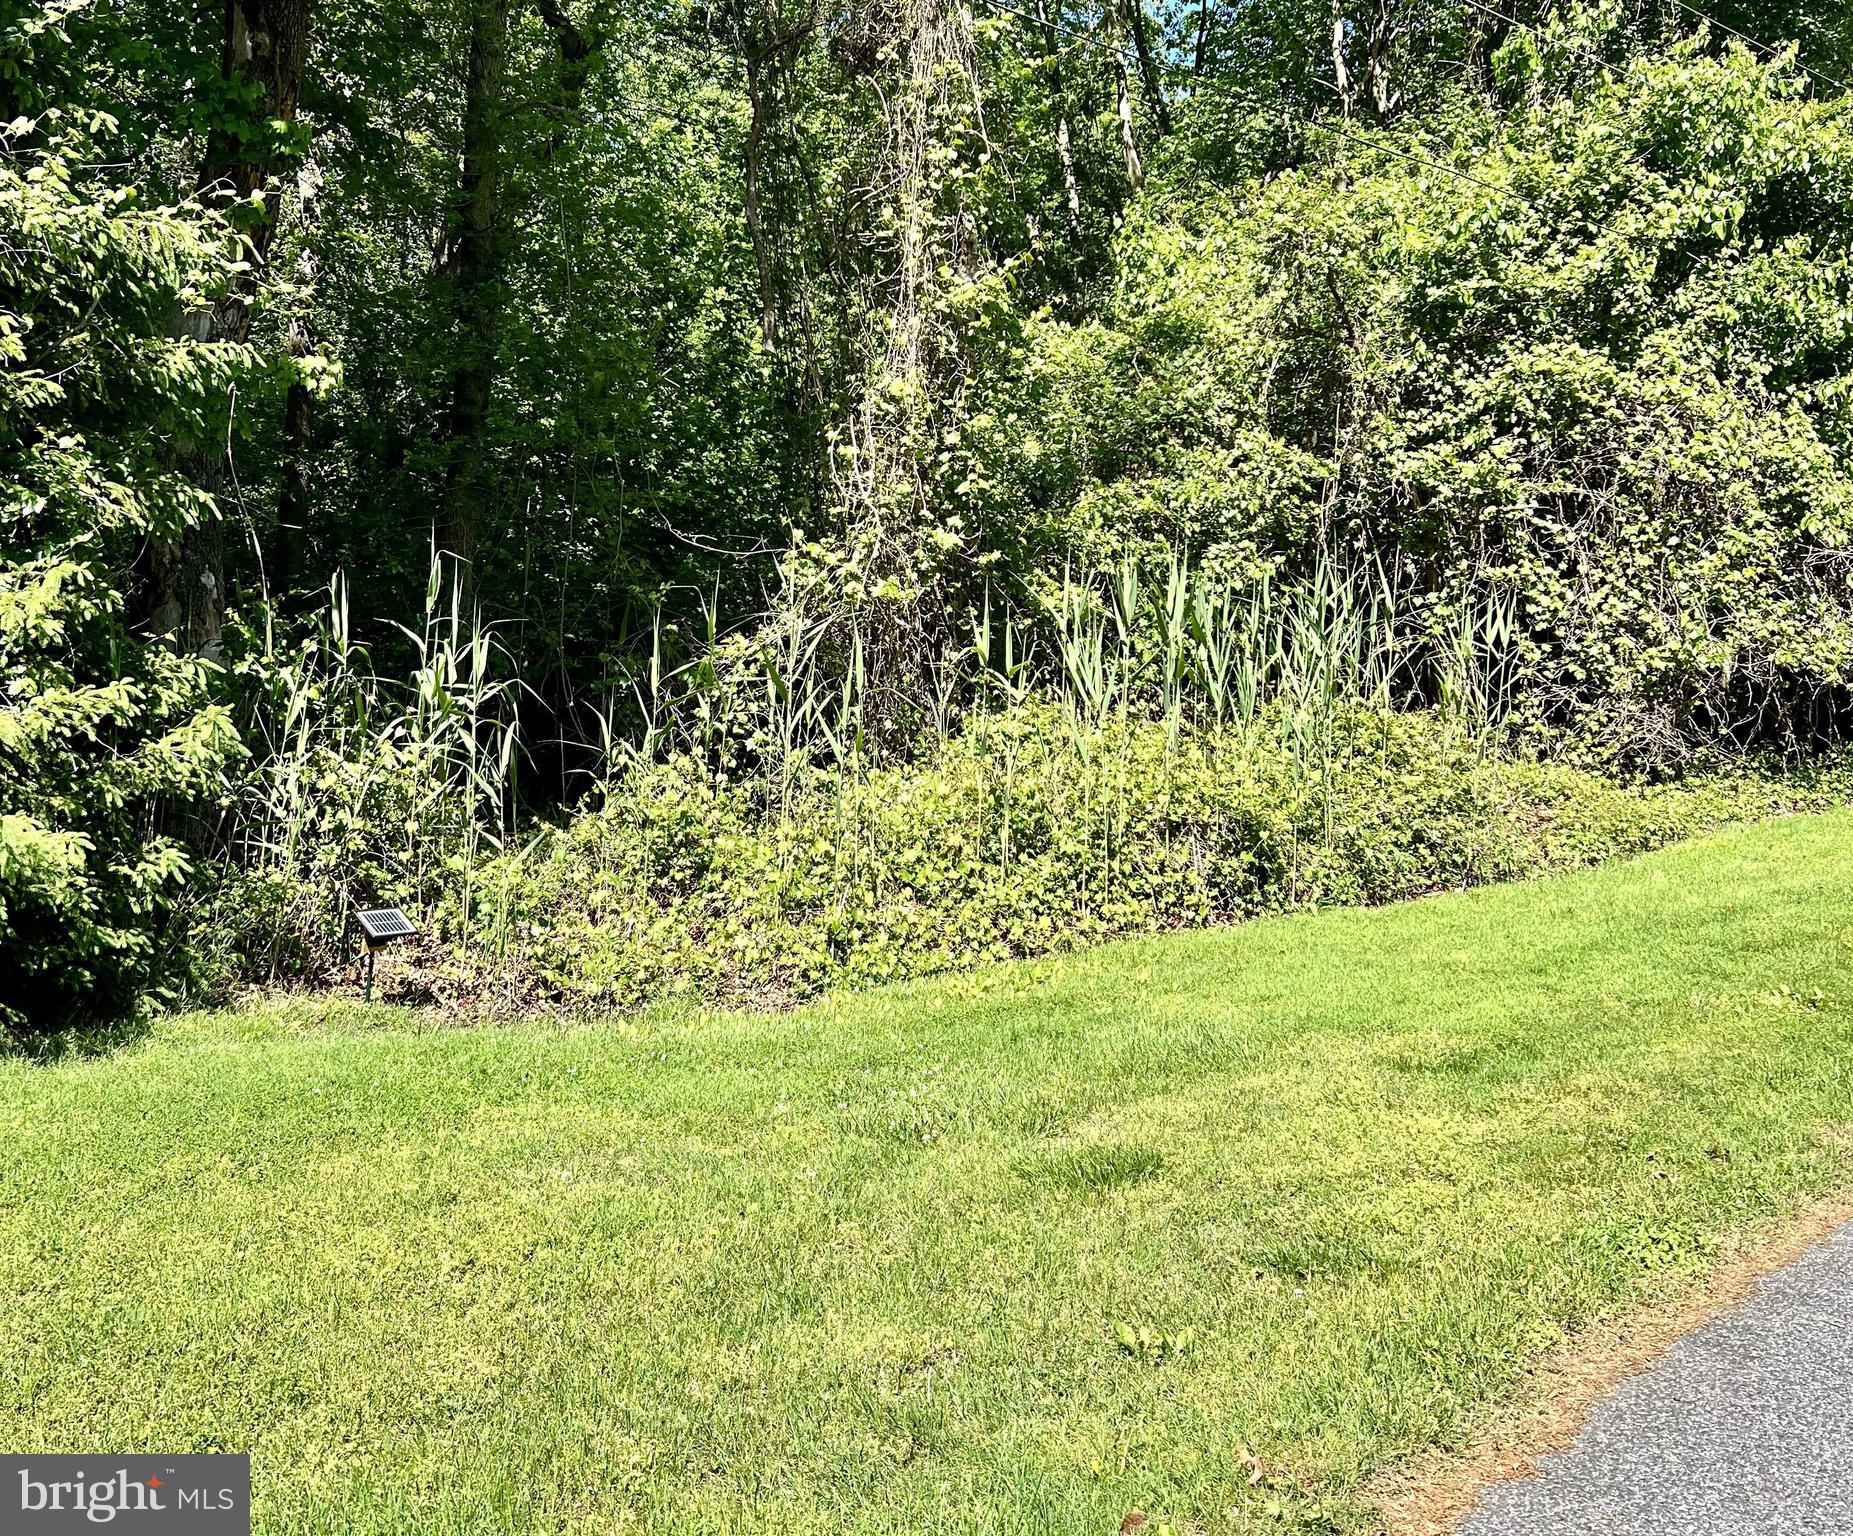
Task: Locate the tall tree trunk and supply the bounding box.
[1193,0,1215,75]
[743,46,781,348]
[436,0,511,588]
[1359,0,1402,117]
[1332,0,1356,116]
[536,0,599,154]
[1127,2,1172,135]
[729,0,819,504]
[274,160,323,605]
[833,0,983,717]
[730,7,817,354]
[149,0,311,655]
[275,371,313,600]
[1033,0,1083,244]
[536,0,594,101]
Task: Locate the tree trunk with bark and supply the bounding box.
[730,5,816,355]
[148,0,311,655]
[1359,0,1403,118]
[1331,0,1404,119]
[436,0,512,586]
[1107,1,1144,190]
[1332,0,1355,115]
[743,45,782,348]
[273,159,324,604]
[275,368,313,601]
[536,0,599,154]
[1127,1,1172,136]
[1193,0,1215,75]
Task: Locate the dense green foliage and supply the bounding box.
[456,707,1853,1011]
[57,0,1853,735]
[0,19,246,1030]
[13,0,1853,1026]
[8,813,1853,1531]
[967,46,1853,747]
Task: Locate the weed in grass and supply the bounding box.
[1022,1142,1168,1195]
[1112,1320,1196,1363]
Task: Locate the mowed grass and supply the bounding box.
[8,815,1853,1533]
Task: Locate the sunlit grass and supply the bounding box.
[6,811,1853,1533]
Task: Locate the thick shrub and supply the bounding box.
[0,81,247,1033]
[460,705,1852,1012]
[954,40,1853,758]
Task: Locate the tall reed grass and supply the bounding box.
[214,556,525,977]
[576,556,1516,785]
[211,549,1518,986]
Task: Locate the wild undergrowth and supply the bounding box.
[188,552,1853,1015]
[194,561,526,987]
[455,708,1853,1013]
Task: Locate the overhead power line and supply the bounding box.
[1667,0,1849,93]
[1460,0,1625,69]
[1463,0,1847,96]
[1317,116,1542,208]
[973,0,1543,208]
[1318,0,1843,215]
[971,0,1139,63]
[593,0,1835,224]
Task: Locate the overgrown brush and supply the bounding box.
[451,704,1853,1014]
[192,547,1843,1015]
[0,102,249,1038]
[192,560,524,988]
[194,552,1502,993]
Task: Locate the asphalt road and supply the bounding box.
[1459,1221,1853,1535]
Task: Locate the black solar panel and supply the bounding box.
[356,907,417,941]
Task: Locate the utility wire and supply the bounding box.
[603,88,735,147]
[1460,0,1627,71]
[1460,0,1711,103]
[603,0,1129,152]
[1462,0,1847,96]
[1318,0,1844,215]
[971,0,1144,62]
[975,0,1544,208]
[1318,115,1542,207]
[1666,0,1849,92]
[578,0,1843,159]
[596,0,1827,224]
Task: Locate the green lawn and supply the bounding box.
[7,813,1853,1534]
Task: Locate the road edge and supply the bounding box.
[1363,1183,1853,1536]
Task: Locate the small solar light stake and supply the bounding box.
[354,907,417,1003]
